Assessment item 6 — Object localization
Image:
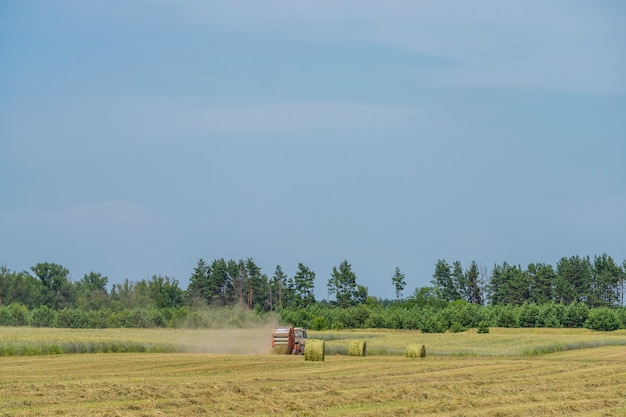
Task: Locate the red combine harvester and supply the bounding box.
[271,326,307,355]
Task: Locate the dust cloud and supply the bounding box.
[176,321,281,355]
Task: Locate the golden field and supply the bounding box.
[1,327,625,416]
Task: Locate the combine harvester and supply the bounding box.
[271,326,307,355]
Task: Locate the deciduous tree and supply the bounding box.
[31,262,75,309]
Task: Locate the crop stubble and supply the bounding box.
[1,346,625,416]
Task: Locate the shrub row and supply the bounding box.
[280,302,626,332]
[0,302,624,332]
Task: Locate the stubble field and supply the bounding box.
[1,327,625,416]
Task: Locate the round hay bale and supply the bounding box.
[304,339,325,362]
[348,340,367,357]
[406,344,426,358]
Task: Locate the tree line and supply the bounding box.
[431,254,626,308]
[0,254,624,331]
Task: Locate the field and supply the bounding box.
[1,327,625,416]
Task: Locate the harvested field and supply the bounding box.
[1,347,625,416]
[1,327,625,416]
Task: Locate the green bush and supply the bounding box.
[419,315,446,333]
[8,304,30,326]
[584,308,621,331]
[31,306,56,327]
[54,308,89,328]
[448,321,466,333]
[85,309,110,328]
[518,303,540,328]
[563,302,589,328]
[0,306,11,326]
[476,320,490,334]
[311,316,329,330]
[364,313,386,329]
[0,304,30,326]
[495,306,519,328]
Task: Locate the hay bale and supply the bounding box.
[348,340,367,357]
[406,344,426,358]
[304,339,325,361]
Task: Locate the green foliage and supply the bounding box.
[448,322,466,333]
[311,316,328,330]
[518,303,540,328]
[187,258,210,305]
[329,260,359,307]
[75,272,109,310]
[419,313,447,333]
[54,308,91,328]
[148,275,185,309]
[391,267,406,300]
[432,260,458,302]
[31,262,75,310]
[476,320,490,333]
[0,266,43,308]
[584,308,622,331]
[31,306,56,327]
[364,312,386,329]
[0,304,30,326]
[292,263,316,307]
[563,302,589,328]
[409,286,448,310]
[495,305,519,328]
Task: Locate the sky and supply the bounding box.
[1,1,625,301]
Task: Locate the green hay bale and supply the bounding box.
[348,340,367,357]
[304,339,325,362]
[406,344,426,358]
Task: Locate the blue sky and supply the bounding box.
[1,1,625,300]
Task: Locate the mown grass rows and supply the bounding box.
[3,327,625,357]
[0,341,176,356]
[1,347,625,416]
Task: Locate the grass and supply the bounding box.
[1,347,625,416]
[312,327,626,356]
[1,327,626,415]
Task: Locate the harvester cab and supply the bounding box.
[294,327,307,355]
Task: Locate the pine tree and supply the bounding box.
[272,265,288,310]
[391,267,406,300]
[330,260,357,307]
[432,260,457,302]
[187,258,210,305]
[465,261,482,305]
[293,263,316,307]
[452,261,467,301]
